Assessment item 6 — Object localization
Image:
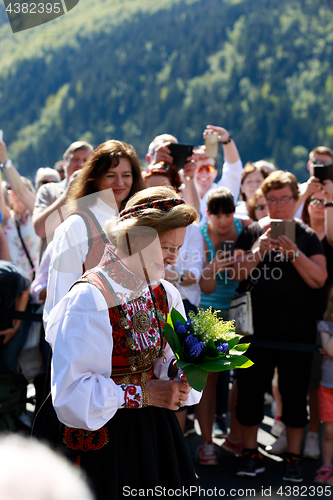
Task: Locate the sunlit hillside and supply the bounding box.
[0,0,333,180]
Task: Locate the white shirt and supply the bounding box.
[166,224,204,307]
[46,269,201,431]
[294,181,307,219]
[30,241,53,304]
[235,200,248,216]
[4,210,41,282]
[199,158,243,226]
[44,197,115,325]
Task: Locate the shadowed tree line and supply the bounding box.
[0,0,333,181]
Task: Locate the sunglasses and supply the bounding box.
[254,205,267,211]
[196,165,215,174]
[309,198,325,207]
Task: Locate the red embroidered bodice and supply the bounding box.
[74,245,169,386]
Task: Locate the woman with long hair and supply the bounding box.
[45,140,145,322]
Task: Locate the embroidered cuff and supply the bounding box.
[119,384,143,409]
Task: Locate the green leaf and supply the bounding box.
[170,308,186,326]
[183,365,208,392]
[227,335,243,350]
[164,323,184,360]
[229,343,251,355]
[204,338,218,357]
[229,355,254,369]
[199,358,233,372]
[167,313,174,328]
[175,359,193,369]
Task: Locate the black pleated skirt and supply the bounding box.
[33,399,199,500]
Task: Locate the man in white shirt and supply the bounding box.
[33,141,94,254]
[194,125,243,226]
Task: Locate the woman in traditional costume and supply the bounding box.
[45,186,202,499]
[45,140,145,323]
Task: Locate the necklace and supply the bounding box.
[117,285,166,370]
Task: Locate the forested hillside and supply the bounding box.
[0,0,333,181]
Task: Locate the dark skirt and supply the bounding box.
[33,398,199,500]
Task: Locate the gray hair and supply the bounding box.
[35,167,61,189]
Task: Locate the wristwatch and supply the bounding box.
[290,249,300,261]
[221,135,232,145]
[176,272,184,284]
[0,159,13,169]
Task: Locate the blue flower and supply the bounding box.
[185,318,192,333]
[175,320,187,334]
[217,343,229,354]
[184,335,205,358]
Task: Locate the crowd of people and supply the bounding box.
[0,127,332,497]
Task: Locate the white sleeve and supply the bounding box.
[47,283,144,431]
[173,225,204,281]
[44,215,90,325]
[30,242,53,303]
[153,280,202,405]
[216,159,243,202]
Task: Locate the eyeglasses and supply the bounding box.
[312,160,333,167]
[145,163,169,172]
[196,165,215,174]
[309,198,325,207]
[266,196,294,205]
[254,205,267,211]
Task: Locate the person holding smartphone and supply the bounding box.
[294,145,333,218]
[145,134,200,213]
[195,186,251,466]
[194,125,243,226]
[232,170,327,482]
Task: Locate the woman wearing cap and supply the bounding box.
[44,187,201,499]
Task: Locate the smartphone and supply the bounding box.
[220,240,234,257]
[0,130,3,142]
[168,143,193,170]
[205,132,219,158]
[270,219,295,243]
[314,164,333,184]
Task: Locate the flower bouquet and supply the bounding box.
[164,307,253,391]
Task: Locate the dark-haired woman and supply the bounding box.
[196,186,251,466]
[44,187,201,499]
[45,140,145,323]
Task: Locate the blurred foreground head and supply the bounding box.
[0,434,94,500]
